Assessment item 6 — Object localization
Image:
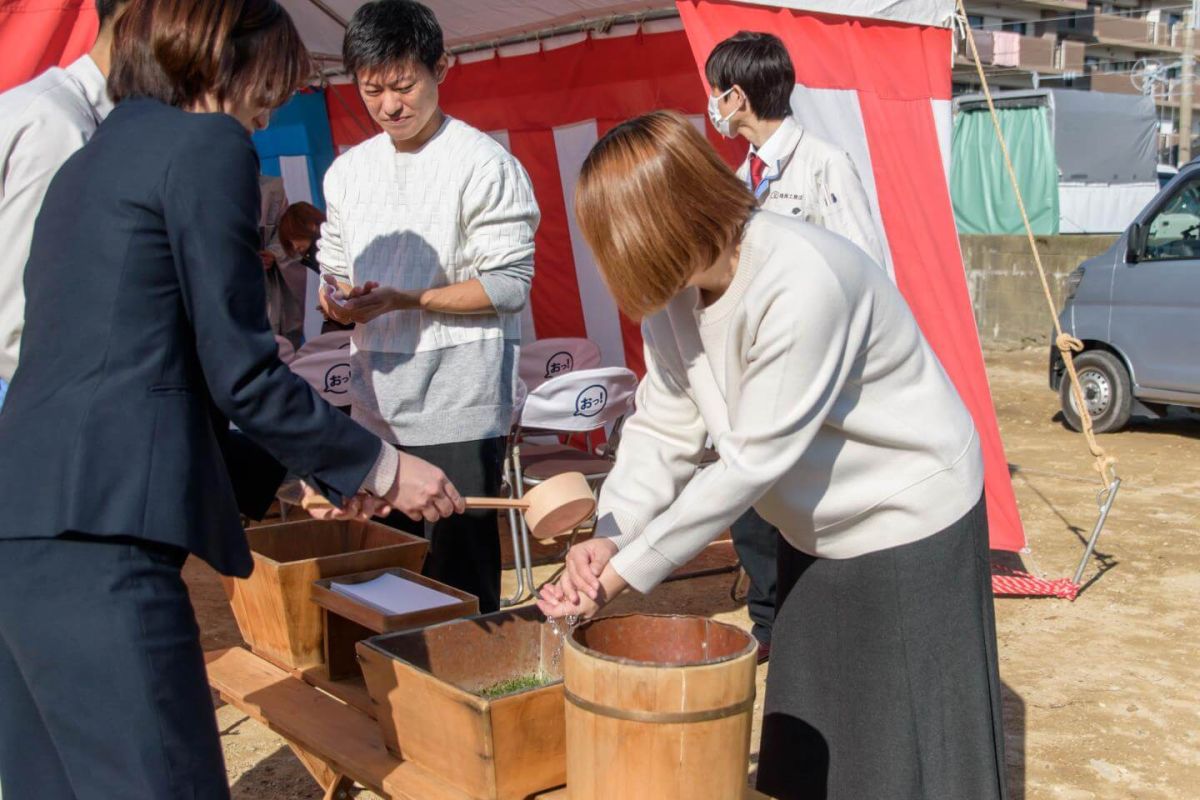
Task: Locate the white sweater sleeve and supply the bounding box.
[461,157,540,314]
[594,325,709,566]
[608,268,860,593]
[316,162,350,282]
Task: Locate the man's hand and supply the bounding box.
[319,274,363,325]
[386,450,466,523]
[342,286,423,324]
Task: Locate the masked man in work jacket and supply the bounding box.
[705,31,887,662]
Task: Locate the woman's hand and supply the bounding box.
[537,580,599,620]
[562,538,618,604]
[537,542,628,622]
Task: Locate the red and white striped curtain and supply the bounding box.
[0,0,96,93]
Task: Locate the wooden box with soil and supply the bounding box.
[356,605,567,800]
[311,567,479,681]
[224,519,428,671]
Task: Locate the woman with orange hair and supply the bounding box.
[539,111,1006,800]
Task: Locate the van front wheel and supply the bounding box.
[1059,350,1132,434]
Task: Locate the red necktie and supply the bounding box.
[749,153,767,192]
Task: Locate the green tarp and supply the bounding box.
[951,105,1059,235]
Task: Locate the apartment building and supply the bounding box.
[957,1,1193,160]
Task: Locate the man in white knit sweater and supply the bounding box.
[319,0,540,612]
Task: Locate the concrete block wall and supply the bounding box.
[959,234,1118,348]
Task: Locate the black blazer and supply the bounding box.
[0,98,381,577]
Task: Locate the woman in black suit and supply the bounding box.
[0,1,463,797]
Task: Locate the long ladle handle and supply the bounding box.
[464,497,530,511]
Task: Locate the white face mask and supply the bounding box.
[707,87,738,138]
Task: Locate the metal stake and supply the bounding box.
[1073,478,1122,587]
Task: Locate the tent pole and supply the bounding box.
[305,0,348,28]
[448,9,680,56]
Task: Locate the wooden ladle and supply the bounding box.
[299,471,596,541]
[465,472,596,541]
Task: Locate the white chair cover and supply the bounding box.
[519,367,637,433]
[518,337,602,391]
[289,346,353,406]
[294,329,352,360]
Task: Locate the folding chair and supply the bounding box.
[294,329,352,359]
[508,367,638,601]
[275,335,296,365]
[518,337,602,392]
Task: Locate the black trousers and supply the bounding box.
[757,496,1007,800]
[0,535,229,800]
[383,437,506,614]
[729,508,780,645]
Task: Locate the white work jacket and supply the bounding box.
[737,115,886,267]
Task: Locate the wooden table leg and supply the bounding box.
[288,741,355,799]
[323,775,356,800]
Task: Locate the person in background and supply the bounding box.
[538,112,1005,800]
[319,0,539,613]
[0,0,131,413]
[0,1,463,797]
[279,200,326,274]
[264,199,319,348]
[705,31,887,661]
[279,200,354,334]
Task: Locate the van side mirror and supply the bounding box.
[1126,222,1148,263]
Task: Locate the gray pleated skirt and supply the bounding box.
[757,495,1008,800]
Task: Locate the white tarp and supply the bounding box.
[1059,182,1159,235]
[728,0,955,28]
[281,0,954,61]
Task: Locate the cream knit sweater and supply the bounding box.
[600,211,984,593]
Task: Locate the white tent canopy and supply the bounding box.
[281,0,956,63]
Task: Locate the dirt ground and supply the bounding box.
[188,347,1200,799]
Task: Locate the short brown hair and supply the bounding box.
[278,202,326,257]
[575,111,756,318]
[108,0,311,112]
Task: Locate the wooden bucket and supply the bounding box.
[563,614,758,800]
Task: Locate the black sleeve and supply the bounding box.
[161,117,380,506]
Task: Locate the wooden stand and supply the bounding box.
[207,647,772,800]
[311,568,478,680]
[225,520,428,671]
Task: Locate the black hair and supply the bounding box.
[343,0,444,80]
[704,31,794,120]
[97,0,126,25]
